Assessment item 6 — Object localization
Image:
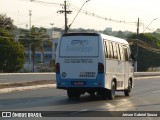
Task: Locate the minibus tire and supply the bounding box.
[101,89,108,100]
[108,81,116,100]
[75,93,80,99]
[124,80,131,96]
[67,89,74,99]
[88,91,95,96]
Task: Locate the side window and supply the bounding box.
[112,42,118,59]
[119,44,124,61]
[104,41,107,58]
[123,47,129,61]
[116,44,121,60]
[109,42,113,58]
[106,41,110,58]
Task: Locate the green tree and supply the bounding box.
[0,14,15,31]
[19,26,51,72]
[128,33,160,71]
[0,28,25,72]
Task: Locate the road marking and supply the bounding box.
[152,90,160,93]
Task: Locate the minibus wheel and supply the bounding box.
[88,91,95,96]
[124,80,131,96]
[67,89,74,99]
[108,81,116,100]
[101,89,108,100]
[74,93,80,99]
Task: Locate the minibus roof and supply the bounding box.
[62,32,129,45]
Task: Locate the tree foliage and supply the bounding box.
[0,28,25,72]
[19,26,51,71]
[0,14,15,31]
[129,33,160,71]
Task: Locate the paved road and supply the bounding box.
[0,78,160,119]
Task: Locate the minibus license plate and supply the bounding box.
[72,81,85,85]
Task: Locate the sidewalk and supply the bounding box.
[0,80,55,94]
[0,84,56,94]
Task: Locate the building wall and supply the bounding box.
[25,38,59,65]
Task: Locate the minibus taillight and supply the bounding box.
[98,63,104,74]
[56,63,60,74]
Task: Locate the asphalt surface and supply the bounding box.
[0,77,160,120]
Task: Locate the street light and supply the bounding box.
[67,0,91,32]
[134,18,158,72]
[50,23,56,61]
[50,23,54,38]
[143,18,158,33]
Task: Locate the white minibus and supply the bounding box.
[56,33,134,100]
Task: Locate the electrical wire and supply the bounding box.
[70,4,136,25]
[19,0,156,32]
[70,4,156,32]
[21,0,62,7]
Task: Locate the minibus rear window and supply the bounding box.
[59,36,99,57]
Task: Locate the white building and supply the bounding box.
[24,31,61,71]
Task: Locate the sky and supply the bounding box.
[0,0,160,33]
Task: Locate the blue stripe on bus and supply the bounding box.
[56,74,105,88]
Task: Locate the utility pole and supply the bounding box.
[57,1,72,33]
[135,18,139,72]
[50,23,55,60]
[137,18,139,36]
[29,10,32,30]
[64,1,67,33]
[29,10,32,72]
[50,23,54,38]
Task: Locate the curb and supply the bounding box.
[134,76,160,80]
[0,84,56,94]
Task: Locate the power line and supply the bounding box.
[22,0,62,7]
[67,0,90,31]
[18,0,157,32]
[70,4,157,32]
[30,0,61,6]
[70,4,136,25]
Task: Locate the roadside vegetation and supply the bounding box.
[0,14,25,72]
[129,33,160,71]
[0,13,160,72]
